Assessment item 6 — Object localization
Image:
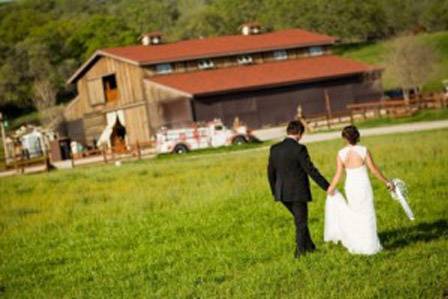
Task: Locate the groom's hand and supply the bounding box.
[327,186,336,196]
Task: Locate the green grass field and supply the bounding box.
[1,129,447,298]
[336,31,448,91]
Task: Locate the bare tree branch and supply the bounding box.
[385,35,439,99]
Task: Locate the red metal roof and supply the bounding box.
[102,29,335,65]
[147,55,380,97]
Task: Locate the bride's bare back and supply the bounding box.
[340,145,366,169]
[329,144,391,192]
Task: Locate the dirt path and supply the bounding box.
[253,119,448,143]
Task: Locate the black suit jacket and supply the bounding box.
[267,138,330,202]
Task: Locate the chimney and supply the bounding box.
[241,22,262,36]
[139,32,163,46]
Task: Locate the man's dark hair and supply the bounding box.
[342,125,360,145]
[286,120,305,135]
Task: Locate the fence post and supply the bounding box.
[111,148,115,163]
[102,148,108,164]
[349,110,354,124]
[44,153,50,172]
[136,141,142,160]
[13,153,18,174]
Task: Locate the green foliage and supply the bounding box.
[1,0,448,116]
[0,130,447,297]
[66,15,135,61]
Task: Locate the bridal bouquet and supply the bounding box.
[390,178,415,221]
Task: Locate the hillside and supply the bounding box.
[335,31,448,91]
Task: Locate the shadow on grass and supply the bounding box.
[380,219,448,249]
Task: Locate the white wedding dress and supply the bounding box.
[324,145,382,255]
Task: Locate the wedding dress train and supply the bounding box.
[324,145,382,255]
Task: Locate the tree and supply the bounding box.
[113,0,178,39]
[384,35,440,100]
[32,79,63,129]
[172,5,227,39]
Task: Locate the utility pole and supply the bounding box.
[0,112,8,165]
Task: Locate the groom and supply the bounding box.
[267,120,330,258]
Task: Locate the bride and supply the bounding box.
[325,125,393,255]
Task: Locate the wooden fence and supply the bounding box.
[5,140,155,173]
[7,153,52,173]
[303,92,447,131]
[70,140,154,168]
[347,93,447,120]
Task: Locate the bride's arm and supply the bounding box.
[327,156,344,195]
[365,150,392,189]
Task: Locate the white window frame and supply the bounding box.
[273,50,288,60]
[155,63,173,74]
[237,55,253,65]
[309,46,324,56]
[198,59,215,70]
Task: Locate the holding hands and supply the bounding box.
[327,186,336,196]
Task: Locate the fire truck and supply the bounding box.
[156,119,253,154]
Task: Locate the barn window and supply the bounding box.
[102,74,118,103]
[273,50,288,60]
[155,63,173,74]
[309,46,323,56]
[237,55,253,65]
[198,59,215,70]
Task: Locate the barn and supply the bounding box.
[63,24,383,148]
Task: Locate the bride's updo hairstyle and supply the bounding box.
[342,125,360,145]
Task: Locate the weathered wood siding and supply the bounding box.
[83,112,106,144]
[192,74,383,129]
[143,80,192,130]
[74,56,146,118]
[124,105,151,144]
[63,56,151,144]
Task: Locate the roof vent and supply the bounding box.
[139,32,163,46]
[241,22,262,36]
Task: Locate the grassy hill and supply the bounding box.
[0,129,447,298]
[335,31,448,92]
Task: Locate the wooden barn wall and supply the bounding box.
[64,56,148,144]
[192,74,383,129]
[83,113,106,145]
[65,119,85,144]
[160,99,193,128]
[124,105,151,144]
[143,81,193,130]
[64,96,83,121]
[76,56,146,117]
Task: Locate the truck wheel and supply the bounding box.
[174,144,189,154]
[232,136,247,145]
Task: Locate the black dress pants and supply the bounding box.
[281,201,316,253]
